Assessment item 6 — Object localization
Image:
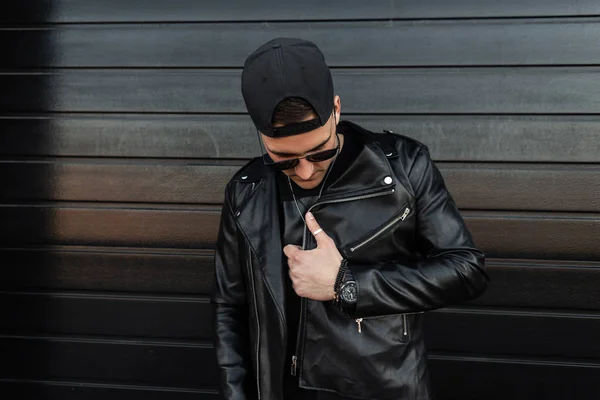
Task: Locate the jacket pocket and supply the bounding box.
[354,313,411,342]
[344,204,413,255]
[301,307,420,400]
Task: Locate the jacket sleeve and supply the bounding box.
[351,146,489,318]
[211,185,256,400]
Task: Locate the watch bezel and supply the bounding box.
[339,280,358,304]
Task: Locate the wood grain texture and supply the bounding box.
[464,211,600,260]
[0,205,221,249]
[2,335,599,398]
[6,20,600,68]
[2,161,599,212]
[1,206,599,259]
[0,247,214,294]
[428,355,600,400]
[2,115,600,162]
[4,0,599,23]
[473,259,600,310]
[2,250,600,310]
[0,292,212,339]
[5,68,600,114]
[3,289,599,361]
[0,380,217,400]
[0,336,217,388]
[425,308,600,359]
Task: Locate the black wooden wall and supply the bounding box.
[1,1,599,399]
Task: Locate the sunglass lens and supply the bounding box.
[272,159,299,171]
[306,148,338,162]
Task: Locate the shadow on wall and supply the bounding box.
[0,1,63,396]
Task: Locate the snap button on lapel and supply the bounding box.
[241,176,248,180]
[384,176,393,184]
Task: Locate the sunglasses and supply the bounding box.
[262,131,340,171]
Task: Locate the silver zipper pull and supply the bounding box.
[355,318,363,333]
[403,314,408,338]
[400,207,411,221]
[291,355,297,376]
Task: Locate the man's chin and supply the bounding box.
[292,176,323,190]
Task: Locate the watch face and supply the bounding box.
[340,281,358,304]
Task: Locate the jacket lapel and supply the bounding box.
[235,166,287,325]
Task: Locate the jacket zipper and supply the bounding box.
[301,188,396,249]
[349,206,411,253]
[247,245,261,399]
[354,312,423,336]
[292,186,396,376]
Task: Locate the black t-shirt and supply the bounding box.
[276,130,363,400]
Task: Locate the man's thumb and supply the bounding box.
[306,212,330,246]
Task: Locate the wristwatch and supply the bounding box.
[339,280,358,305]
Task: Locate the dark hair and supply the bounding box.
[272,97,317,126]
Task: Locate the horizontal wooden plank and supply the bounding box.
[0,205,220,249]
[465,211,600,260]
[0,247,214,294]
[428,355,600,399]
[2,249,600,310]
[0,292,212,340]
[1,335,597,397]
[2,114,600,163]
[0,207,599,259]
[473,259,600,310]
[425,308,600,359]
[6,19,600,68]
[0,336,217,388]
[1,161,598,212]
[3,290,599,360]
[3,250,599,310]
[442,164,600,212]
[4,0,599,23]
[4,68,600,114]
[0,380,217,400]
[0,161,237,205]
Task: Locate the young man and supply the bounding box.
[212,37,488,400]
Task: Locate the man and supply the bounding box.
[211,37,489,400]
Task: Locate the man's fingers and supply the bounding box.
[283,244,302,258]
[305,212,332,247]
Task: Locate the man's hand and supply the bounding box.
[283,212,344,301]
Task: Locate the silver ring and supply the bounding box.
[312,228,323,236]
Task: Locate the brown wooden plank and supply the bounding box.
[4,68,600,114]
[0,207,598,260]
[425,308,600,359]
[0,247,213,294]
[0,336,217,389]
[2,115,600,163]
[0,292,212,340]
[6,19,600,68]
[464,211,600,260]
[0,205,221,249]
[5,0,599,23]
[442,164,600,212]
[1,161,598,212]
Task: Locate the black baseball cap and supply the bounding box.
[241,37,334,138]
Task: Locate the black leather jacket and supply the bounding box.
[212,121,489,400]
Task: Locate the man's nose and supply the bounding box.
[294,159,314,180]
